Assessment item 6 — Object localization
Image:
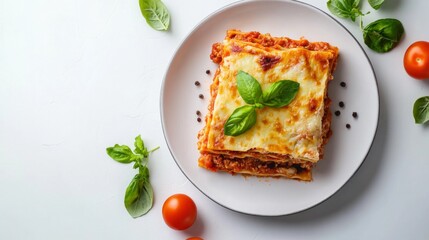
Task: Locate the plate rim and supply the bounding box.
[160,0,380,217]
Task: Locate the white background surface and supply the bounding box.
[1,0,429,239]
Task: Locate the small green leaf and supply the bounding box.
[134,135,148,157]
[368,0,384,10]
[236,70,263,105]
[106,144,135,164]
[132,162,140,169]
[140,165,150,179]
[327,0,362,22]
[413,96,429,124]
[139,0,170,31]
[363,18,404,53]
[224,105,257,136]
[262,80,300,108]
[124,173,153,218]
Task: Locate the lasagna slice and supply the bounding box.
[197,29,339,181]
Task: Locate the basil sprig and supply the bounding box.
[326,0,403,53]
[413,96,429,124]
[106,135,159,218]
[224,71,299,136]
[139,0,170,31]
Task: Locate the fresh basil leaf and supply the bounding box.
[224,105,257,136]
[133,162,140,169]
[413,96,429,124]
[327,0,362,22]
[140,165,150,178]
[124,173,153,218]
[134,135,148,157]
[106,144,135,164]
[363,18,404,53]
[262,80,300,108]
[368,0,384,10]
[236,70,263,105]
[139,0,170,31]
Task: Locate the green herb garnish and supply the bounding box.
[262,80,300,108]
[327,0,364,22]
[139,0,170,31]
[106,135,159,218]
[224,71,299,136]
[236,70,263,105]
[368,0,384,10]
[326,0,403,53]
[363,18,404,53]
[224,105,258,136]
[413,96,429,124]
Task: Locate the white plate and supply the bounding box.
[161,0,379,216]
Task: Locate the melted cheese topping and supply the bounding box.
[205,38,335,162]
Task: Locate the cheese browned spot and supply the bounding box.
[259,55,281,71]
[197,29,339,181]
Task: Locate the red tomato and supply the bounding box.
[186,238,204,240]
[404,41,429,80]
[162,194,197,230]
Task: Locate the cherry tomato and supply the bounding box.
[403,41,429,80]
[162,194,197,230]
[186,237,204,240]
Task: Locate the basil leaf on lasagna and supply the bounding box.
[224,105,257,136]
[262,80,300,108]
[236,70,263,105]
